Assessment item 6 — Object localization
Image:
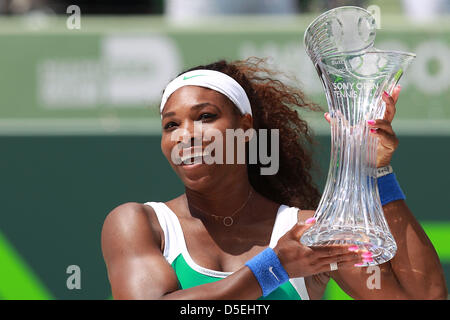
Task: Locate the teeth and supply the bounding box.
[180,151,209,164]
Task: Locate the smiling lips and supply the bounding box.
[179,148,210,166]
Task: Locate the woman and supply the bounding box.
[101,58,447,300]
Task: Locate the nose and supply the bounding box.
[175,120,203,149]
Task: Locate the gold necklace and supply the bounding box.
[188,188,253,227]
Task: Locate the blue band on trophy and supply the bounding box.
[378,172,406,206]
[245,248,289,297]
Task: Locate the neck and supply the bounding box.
[184,178,254,220]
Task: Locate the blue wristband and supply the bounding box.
[378,172,406,206]
[245,247,289,297]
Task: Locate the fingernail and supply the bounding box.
[363,257,374,263]
[348,245,359,252]
[383,91,389,97]
[397,84,402,90]
[370,128,378,133]
[367,120,376,125]
[362,251,372,258]
[354,263,365,267]
[305,217,316,224]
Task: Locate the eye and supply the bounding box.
[199,113,217,121]
[163,121,178,130]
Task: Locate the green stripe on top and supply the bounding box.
[171,253,301,300]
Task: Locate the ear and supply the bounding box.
[239,113,254,142]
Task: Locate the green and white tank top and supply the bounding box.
[144,202,310,300]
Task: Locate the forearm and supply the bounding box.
[384,200,447,299]
[160,266,262,300]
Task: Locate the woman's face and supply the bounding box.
[160,85,252,192]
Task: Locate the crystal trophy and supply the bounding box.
[300,6,416,266]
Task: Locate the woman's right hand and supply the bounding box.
[273,219,367,278]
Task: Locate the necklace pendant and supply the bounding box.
[223,216,233,227]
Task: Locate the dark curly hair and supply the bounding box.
[182,57,322,210]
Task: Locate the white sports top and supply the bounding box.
[144,201,310,300]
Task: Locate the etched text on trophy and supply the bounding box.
[332,82,379,99]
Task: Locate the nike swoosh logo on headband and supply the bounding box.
[183,74,207,80]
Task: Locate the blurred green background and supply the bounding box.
[0,0,449,300]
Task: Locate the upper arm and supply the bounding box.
[101,202,179,299]
[329,261,409,299]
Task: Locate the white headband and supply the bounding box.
[160,69,252,117]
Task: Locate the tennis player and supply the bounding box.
[101,58,447,300]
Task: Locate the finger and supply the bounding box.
[332,259,368,271]
[382,91,396,123]
[324,112,331,124]
[290,218,316,240]
[370,129,399,151]
[314,253,372,273]
[316,251,364,265]
[313,256,362,274]
[310,245,355,258]
[391,84,402,104]
[367,119,395,136]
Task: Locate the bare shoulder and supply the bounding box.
[101,202,163,259]
[103,202,149,226]
[101,202,179,299]
[102,202,158,238]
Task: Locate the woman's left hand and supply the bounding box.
[325,85,402,168]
